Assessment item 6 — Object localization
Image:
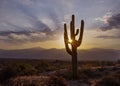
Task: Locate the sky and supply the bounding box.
[0,0,120,50]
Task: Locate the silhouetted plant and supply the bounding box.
[95,75,120,86]
[47,75,67,86]
[64,14,84,79]
[0,67,16,83]
[12,63,37,75]
[0,63,37,83]
[35,61,50,72]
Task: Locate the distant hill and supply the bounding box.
[0,47,120,61]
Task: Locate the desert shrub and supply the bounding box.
[78,72,89,80]
[5,75,67,86]
[35,61,51,73]
[0,63,37,83]
[0,67,16,83]
[112,73,120,79]
[53,68,73,80]
[0,83,2,86]
[52,68,102,80]
[5,76,49,86]
[54,69,88,80]
[55,69,90,80]
[96,76,120,86]
[46,75,67,86]
[78,68,102,79]
[79,68,92,76]
[12,63,37,75]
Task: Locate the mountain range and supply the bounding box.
[0,47,120,61]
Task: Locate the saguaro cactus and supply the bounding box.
[64,15,84,79]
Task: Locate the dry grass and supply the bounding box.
[95,74,120,86]
[6,76,49,86]
[4,75,67,86]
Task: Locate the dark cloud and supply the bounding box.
[96,13,120,39]
[96,35,120,39]
[0,30,60,44]
[100,13,120,31]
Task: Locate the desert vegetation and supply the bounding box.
[0,58,120,86]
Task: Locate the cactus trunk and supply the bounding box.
[72,46,77,79]
[64,15,84,79]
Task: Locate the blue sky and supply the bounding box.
[0,0,120,49]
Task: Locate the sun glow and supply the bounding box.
[69,39,73,43]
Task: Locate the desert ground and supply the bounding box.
[0,59,120,86]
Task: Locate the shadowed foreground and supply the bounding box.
[0,59,120,86]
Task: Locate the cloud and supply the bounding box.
[0,0,120,47]
[94,12,120,39]
[100,13,120,31]
[0,30,60,44]
[94,28,120,39]
[0,0,51,31]
[96,35,120,39]
[0,0,63,44]
[95,12,112,23]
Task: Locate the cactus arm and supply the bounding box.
[64,23,72,55]
[77,20,84,46]
[75,29,79,36]
[64,40,72,55]
[70,21,74,40]
[72,15,75,34]
[70,15,75,40]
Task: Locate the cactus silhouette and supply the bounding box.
[64,15,84,79]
